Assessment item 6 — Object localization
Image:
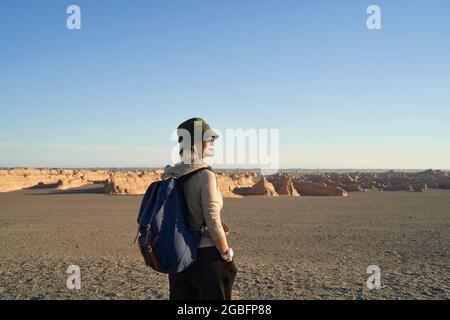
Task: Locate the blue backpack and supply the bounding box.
[134,166,213,274]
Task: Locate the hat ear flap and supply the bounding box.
[192,144,201,161]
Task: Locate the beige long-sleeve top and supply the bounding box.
[162,161,228,248]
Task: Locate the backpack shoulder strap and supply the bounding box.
[175,166,214,231]
[175,166,214,184]
[137,180,161,225]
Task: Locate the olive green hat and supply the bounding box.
[177,117,220,146]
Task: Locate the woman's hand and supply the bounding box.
[221,247,234,262]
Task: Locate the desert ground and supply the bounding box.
[0,184,448,300]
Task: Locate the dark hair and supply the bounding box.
[179,144,196,157]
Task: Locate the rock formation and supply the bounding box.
[0,168,81,192]
[266,173,300,196]
[293,180,347,197]
[215,172,257,198]
[1,168,450,197]
[382,182,413,192]
[247,177,279,196]
[56,177,90,190]
[103,171,161,195]
[216,174,243,198]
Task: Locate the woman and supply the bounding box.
[162,117,238,300]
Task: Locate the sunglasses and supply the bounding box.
[204,136,218,143]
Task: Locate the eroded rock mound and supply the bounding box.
[267,173,300,196]
[56,178,90,190]
[216,172,256,198]
[247,177,279,196]
[293,180,347,197]
[216,174,243,198]
[382,182,413,192]
[104,171,161,195]
[2,167,450,196]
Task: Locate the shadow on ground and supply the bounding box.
[24,184,106,195]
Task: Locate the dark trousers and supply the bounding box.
[169,246,238,300]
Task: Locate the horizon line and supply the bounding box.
[1,166,449,172]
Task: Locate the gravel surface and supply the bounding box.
[0,184,448,299]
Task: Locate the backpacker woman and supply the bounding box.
[162,117,237,300]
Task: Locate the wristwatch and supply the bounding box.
[221,248,234,262]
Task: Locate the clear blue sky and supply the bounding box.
[1,0,449,169]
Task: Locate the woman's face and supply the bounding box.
[202,139,215,158]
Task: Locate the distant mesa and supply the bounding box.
[0,167,449,198]
[292,180,347,197]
